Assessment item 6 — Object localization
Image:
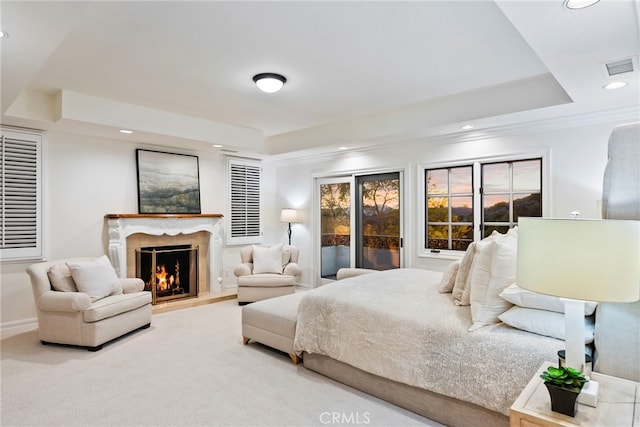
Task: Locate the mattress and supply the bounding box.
[293,268,562,415]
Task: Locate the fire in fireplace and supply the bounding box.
[136,245,198,304]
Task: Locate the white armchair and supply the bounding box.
[26,256,152,351]
[234,244,301,304]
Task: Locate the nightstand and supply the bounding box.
[510,361,640,427]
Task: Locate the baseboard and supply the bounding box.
[1,317,37,337]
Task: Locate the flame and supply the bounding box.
[156,265,168,290]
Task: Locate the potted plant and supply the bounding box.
[540,365,588,417]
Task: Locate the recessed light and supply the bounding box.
[461,125,475,130]
[564,0,600,9]
[119,129,133,134]
[338,146,348,151]
[212,144,223,148]
[603,81,628,90]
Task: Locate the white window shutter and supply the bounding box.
[0,128,43,261]
[227,158,262,245]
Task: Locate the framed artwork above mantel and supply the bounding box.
[136,149,201,214]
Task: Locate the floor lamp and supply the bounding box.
[516,217,640,406]
[280,208,299,245]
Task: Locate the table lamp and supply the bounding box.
[516,217,640,406]
[280,208,299,245]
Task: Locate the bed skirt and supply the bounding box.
[303,352,509,427]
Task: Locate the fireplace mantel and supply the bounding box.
[105,214,224,293]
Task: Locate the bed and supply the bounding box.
[293,268,563,426]
[293,123,640,426]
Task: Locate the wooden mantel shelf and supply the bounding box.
[105,213,223,219]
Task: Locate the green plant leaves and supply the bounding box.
[540,365,588,392]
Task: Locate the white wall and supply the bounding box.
[263,121,617,286]
[0,120,622,327]
[0,131,229,327]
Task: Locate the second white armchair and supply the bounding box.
[234,244,301,304]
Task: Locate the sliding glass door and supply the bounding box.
[317,171,402,281]
[319,177,352,279]
[356,172,401,270]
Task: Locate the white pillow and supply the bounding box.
[281,247,292,266]
[499,284,597,316]
[47,262,78,292]
[438,260,460,294]
[66,256,122,302]
[499,306,595,344]
[465,238,494,310]
[252,244,283,274]
[469,230,517,331]
[451,242,477,305]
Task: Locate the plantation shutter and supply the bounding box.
[227,158,262,245]
[0,128,43,261]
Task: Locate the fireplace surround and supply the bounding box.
[105,214,224,295]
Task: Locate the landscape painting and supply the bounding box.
[136,149,201,214]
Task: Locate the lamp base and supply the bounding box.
[577,379,599,407]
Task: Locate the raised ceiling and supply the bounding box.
[1,1,638,157]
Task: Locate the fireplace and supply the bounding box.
[105,214,224,296]
[136,244,198,305]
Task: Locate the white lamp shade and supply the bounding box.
[280,208,298,223]
[517,217,640,302]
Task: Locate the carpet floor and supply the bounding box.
[1,299,440,426]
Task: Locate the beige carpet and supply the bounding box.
[1,300,441,427]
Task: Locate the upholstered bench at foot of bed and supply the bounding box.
[335,268,378,280]
[241,291,306,364]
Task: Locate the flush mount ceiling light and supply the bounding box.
[253,73,286,93]
[603,81,628,90]
[0,30,8,38]
[564,0,600,9]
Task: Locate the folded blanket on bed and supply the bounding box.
[294,268,562,415]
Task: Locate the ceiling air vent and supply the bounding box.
[604,57,634,76]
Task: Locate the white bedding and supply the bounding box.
[293,268,562,415]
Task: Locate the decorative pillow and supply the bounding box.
[499,306,595,344]
[451,243,476,305]
[499,284,598,316]
[252,244,283,274]
[66,255,122,302]
[438,260,460,294]
[469,230,518,331]
[47,262,78,292]
[281,247,292,266]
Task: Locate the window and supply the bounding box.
[226,157,262,245]
[423,157,543,253]
[482,159,542,237]
[426,166,474,251]
[1,127,43,261]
